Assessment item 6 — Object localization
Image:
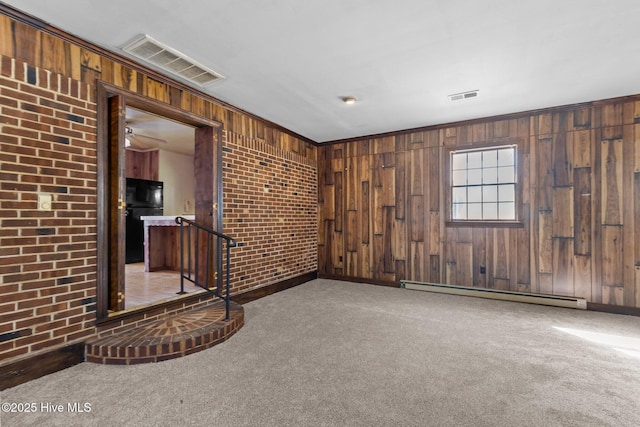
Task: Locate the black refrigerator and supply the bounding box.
[125,178,164,264]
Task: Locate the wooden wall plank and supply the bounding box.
[552,187,574,237]
[553,238,574,296]
[494,278,510,291]
[373,175,384,237]
[572,107,591,129]
[332,229,343,272]
[322,184,335,221]
[601,104,624,140]
[623,124,636,307]
[395,260,406,282]
[372,234,384,279]
[410,149,424,196]
[361,241,371,279]
[428,211,439,255]
[424,130,439,148]
[334,171,343,232]
[392,215,407,262]
[346,211,357,253]
[457,242,473,286]
[539,211,553,273]
[13,21,40,64]
[636,266,640,309]
[635,173,640,266]
[395,152,406,219]
[601,139,623,224]
[537,114,553,138]
[591,126,603,304]
[361,181,370,245]
[429,254,440,283]
[410,195,424,242]
[472,228,487,288]
[41,33,67,75]
[445,228,457,285]
[346,251,357,277]
[574,255,592,300]
[553,112,572,186]
[602,285,624,306]
[345,156,357,211]
[635,123,640,173]
[539,272,553,295]
[517,220,530,287]
[471,123,486,143]
[0,16,12,57]
[493,228,509,280]
[537,139,553,210]
[602,225,623,286]
[427,147,439,210]
[410,242,425,282]
[572,130,592,168]
[573,167,592,255]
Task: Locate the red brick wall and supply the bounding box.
[223,130,317,294]
[0,55,319,365]
[0,56,97,361]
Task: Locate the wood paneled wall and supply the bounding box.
[318,100,640,309]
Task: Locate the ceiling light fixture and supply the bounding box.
[342,96,357,105]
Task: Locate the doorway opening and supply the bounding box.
[124,107,198,309]
[96,82,223,321]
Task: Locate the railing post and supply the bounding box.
[177,218,186,294]
[205,234,211,290]
[187,225,192,281]
[225,240,231,321]
[174,216,235,321]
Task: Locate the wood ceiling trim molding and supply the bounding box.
[0,3,317,146]
[322,93,640,146]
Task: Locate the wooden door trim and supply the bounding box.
[96,81,223,322]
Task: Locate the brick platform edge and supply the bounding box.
[85,300,244,365]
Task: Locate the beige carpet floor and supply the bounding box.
[2,278,640,426]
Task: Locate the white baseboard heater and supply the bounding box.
[400,280,587,310]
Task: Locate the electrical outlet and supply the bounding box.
[480,266,486,274]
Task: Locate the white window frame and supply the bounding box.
[449,144,518,222]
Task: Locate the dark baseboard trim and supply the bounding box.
[318,273,400,288]
[0,342,85,391]
[231,271,318,305]
[587,302,640,317]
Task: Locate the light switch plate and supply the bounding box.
[38,194,52,211]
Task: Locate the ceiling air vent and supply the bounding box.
[122,34,224,87]
[448,90,479,102]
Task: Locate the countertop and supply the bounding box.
[140,215,195,222]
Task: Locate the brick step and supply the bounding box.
[85,300,244,365]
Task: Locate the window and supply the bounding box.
[450,145,517,221]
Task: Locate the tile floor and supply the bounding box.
[124,263,205,309]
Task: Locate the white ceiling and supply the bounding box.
[5,0,640,143]
[126,107,195,155]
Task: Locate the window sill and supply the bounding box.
[446,220,524,228]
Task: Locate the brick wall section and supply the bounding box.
[223,130,317,294]
[0,56,319,365]
[0,56,97,361]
